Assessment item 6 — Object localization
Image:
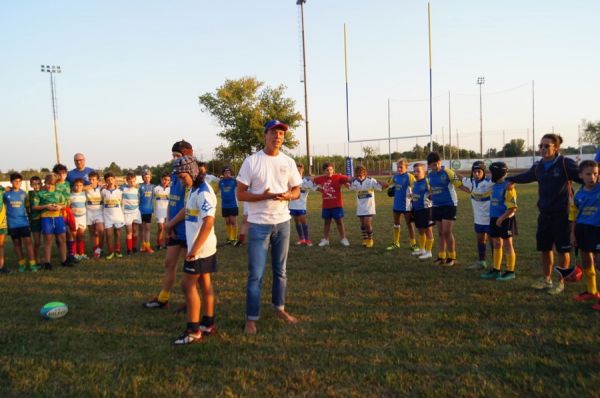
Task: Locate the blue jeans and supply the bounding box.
[246,221,291,321]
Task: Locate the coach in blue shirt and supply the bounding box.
[66,153,95,187]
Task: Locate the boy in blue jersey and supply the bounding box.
[218,166,239,244]
[3,173,38,272]
[480,163,518,281]
[410,163,435,259]
[387,159,418,252]
[426,152,463,266]
[139,170,155,253]
[568,160,600,309]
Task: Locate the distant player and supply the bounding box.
[410,163,435,259]
[480,162,518,281]
[0,184,7,274]
[86,171,105,258]
[69,178,88,260]
[218,166,239,244]
[387,159,417,252]
[348,165,388,248]
[289,163,316,246]
[313,162,351,247]
[27,176,43,264]
[153,173,171,250]
[121,172,141,255]
[102,172,124,259]
[139,170,155,253]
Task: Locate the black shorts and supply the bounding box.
[432,205,457,222]
[167,237,187,248]
[141,213,152,223]
[183,253,218,275]
[8,226,31,240]
[414,208,434,229]
[489,217,514,239]
[222,207,239,217]
[536,212,571,253]
[575,224,600,253]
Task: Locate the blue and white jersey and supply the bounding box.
[3,189,29,228]
[427,167,461,207]
[490,181,517,218]
[411,178,432,211]
[185,182,217,260]
[69,192,87,217]
[120,185,140,213]
[218,178,238,209]
[289,177,317,211]
[168,172,187,240]
[572,183,600,227]
[139,183,154,215]
[461,176,493,226]
[389,172,415,212]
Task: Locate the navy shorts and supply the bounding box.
[322,207,344,220]
[141,213,152,223]
[474,223,490,234]
[8,226,31,240]
[432,205,457,222]
[414,208,434,229]
[183,253,218,274]
[222,207,239,217]
[536,212,571,253]
[489,217,514,239]
[575,223,600,253]
[290,209,307,216]
[167,237,187,248]
[41,217,66,235]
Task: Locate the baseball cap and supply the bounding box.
[264,120,289,133]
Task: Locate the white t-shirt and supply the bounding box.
[237,150,302,224]
[289,177,317,211]
[461,177,493,226]
[153,185,170,219]
[185,182,217,260]
[349,177,383,216]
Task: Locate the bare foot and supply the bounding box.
[244,320,257,335]
[275,309,298,324]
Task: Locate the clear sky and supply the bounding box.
[1,0,599,171]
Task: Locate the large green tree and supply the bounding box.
[502,138,525,157]
[582,120,600,146]
[198,77,303,161]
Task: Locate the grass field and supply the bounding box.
[1,183,599,397]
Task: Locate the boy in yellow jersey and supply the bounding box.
[410,163,435,259]
[27,176,44,264]
[480,163,518,281]
[102,172,125,260]
[0,185,8,273]
[33,174,68,270]
[53,163,76,264]
[86,171,105,258]
[387,159,418,252]
[348,165,388,247]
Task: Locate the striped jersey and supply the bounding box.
[461,177,493,226]
[69,191,87,217]
[120,185,139,213]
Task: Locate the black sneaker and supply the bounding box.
[234,240,244,247]
[143,297,169,309]
[0,267,11,274]
[433,258,444,265]
[62,259,75,267]
[132,247,138,254]
[199,323,217,336]
[442,258,456,267]
[126,249,132,256]
[44,263,53,271]
[173,329,202,345]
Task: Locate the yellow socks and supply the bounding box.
[393,226,401,245]
[505,251,516,272]
[585,266,597,294]
[232,225,238,240]
[158,290,170,303]
[410,238,416,246]
[425,238,434,252]
[447,251,457,261]
[492,248,503,270]
[419,233,427,250]
[437,252,447,260]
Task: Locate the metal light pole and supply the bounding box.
[477,76,485,159]
[297,0,311,174]
[41,65,62,164]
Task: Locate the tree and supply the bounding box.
[103,162,123,176]
[362,145,378,159]
[198,77,303,161]
[582,120,600,146]
[502,139,525,157]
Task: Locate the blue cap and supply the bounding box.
[264,120,289,133]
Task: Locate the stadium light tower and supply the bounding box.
[41,65,62,164]
[477,76,485,159]
[297,0,312,174]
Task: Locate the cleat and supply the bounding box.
[43,263,53,271]
[145,245,154,254]
[480,269,501,280]
[126,249,132,256]
[295,240,305,246]
[496,271,516,281]
[442,258,456,267]
[418,251,433,260]
[304,239,313,247]
[318,239,330,247]
[18,265,27,273]
[79,254,89,260]
[340,238,350,247]
[468,260,487,270]
[365,239,374,248]
[386,243,400,251]
[115,252,123,258]
[29,264,40,273]
[173,329,202,345]
[548,280,565,296]
[198,324,217,336]
[433,258,445,265]
[0,267,11,274]
[573,291,600,302]
[143,297,169,309]
[531,278,553,290]
[106,252,115,260]
[233,240,244,247]
[411,249,425,256]
[409,243,419,252]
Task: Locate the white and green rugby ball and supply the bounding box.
[40,302,68,320]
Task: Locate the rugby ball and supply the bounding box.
[40,302,68,320]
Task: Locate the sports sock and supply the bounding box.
[67,240,75,256]
[447,251,457,260]
[493,248,503,271]
[505,250,516,272]
[301,223,309,240]
[425,238,434,252]
[295,223,304,240]
[232,226,238,241]
[419,233,426,250]
[126,238,133,251]
[238,234,245,244]
[225,224,231,241]
[158,290,170,303]
[585,266,597,294]
[437,252,447,260]
[409,238,416,246]
[187,322,200,333]
[477,242,487,261]
[18,259,26,266]
[28,260,36,266]
[367,230,373,240]
[77,240,85,255]
[393,225,401,245]
[200,315,215,326]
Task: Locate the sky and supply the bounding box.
[1,0,599,171]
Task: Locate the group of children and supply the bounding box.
[0,164,174,272]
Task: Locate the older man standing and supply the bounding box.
[236,120,302,335]
[67,153,95,186]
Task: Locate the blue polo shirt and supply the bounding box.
[3,189,30,228]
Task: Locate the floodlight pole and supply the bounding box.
[427,2,433,152]
[41,65,62,164]
[477,76,485,159]
[297,0,312,174]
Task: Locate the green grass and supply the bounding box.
[1,183,600,397]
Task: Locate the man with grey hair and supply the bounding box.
[67,153,95,187]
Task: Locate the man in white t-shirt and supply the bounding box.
[236,119,302,335]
